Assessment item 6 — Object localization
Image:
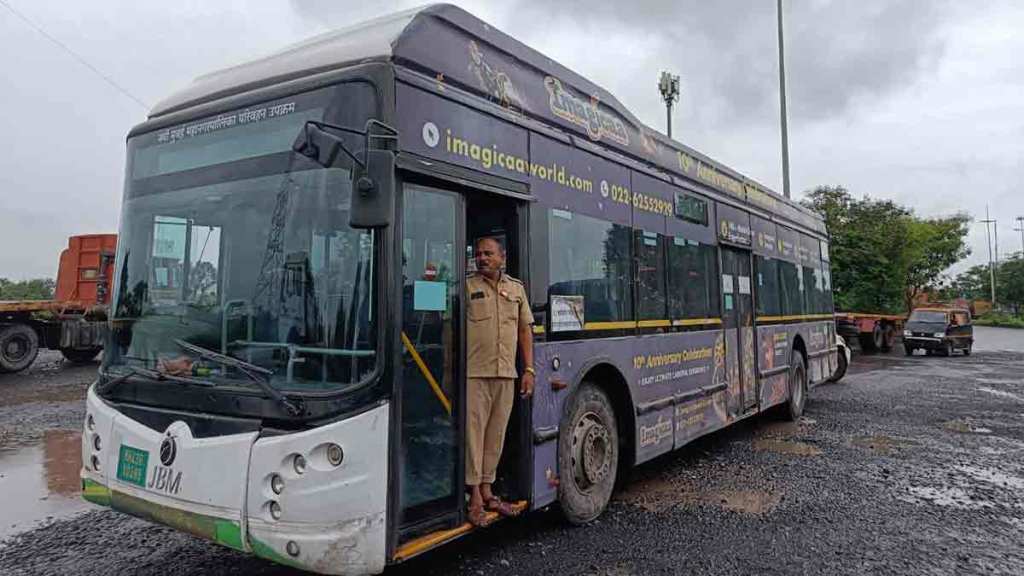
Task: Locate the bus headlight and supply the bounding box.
[269,501,282,520]
[326,443,344,467]
[92,434,102,452]
[271,474,285,495]
[293,454,306,475]
[86,414,96,432]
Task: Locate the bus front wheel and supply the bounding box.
[558,382,618,525]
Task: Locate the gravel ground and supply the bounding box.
[1,328,1023,575]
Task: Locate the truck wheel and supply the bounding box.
[61,347,101,364]
[963,344,972,356]
[0,324,40,373]
[558,382,618,525]
[904,345,914,356]
[942,341,953,357]
[783,351,807,421]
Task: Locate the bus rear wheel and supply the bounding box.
[558,382,618,525]
[783,351,807,421]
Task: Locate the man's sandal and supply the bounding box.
[485,497,518,517]
[467,505,489,527]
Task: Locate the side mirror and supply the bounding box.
[349,149,395,229]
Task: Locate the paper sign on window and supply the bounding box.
[413,281,447,311]
[550,295,585,332]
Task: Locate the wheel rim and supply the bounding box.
[572,411,612,490]
[3,336,28,362]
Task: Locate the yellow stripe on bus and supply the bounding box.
[400,331,451,415]
[756,314,835,322]
[672,318,722,327]
[583,321,638,330]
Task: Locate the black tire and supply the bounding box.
[0,324,40,373]
[942,341,953,357]
[783,351,808,421]
[829,347,848,383]
[558,382,618,525]
[963,344,972,356]
[904,345,914,356]
[61,347,101,364]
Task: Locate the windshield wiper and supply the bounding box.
[174,339,302,416]
[97,365,215,394]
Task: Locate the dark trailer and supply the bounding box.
[84,5,840,575]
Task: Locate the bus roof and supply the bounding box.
[150,4,825,235]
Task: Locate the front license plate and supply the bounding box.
[117,445,149,487]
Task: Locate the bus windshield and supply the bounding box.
[104,85,379,396]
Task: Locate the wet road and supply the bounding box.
[1,328,1023,575]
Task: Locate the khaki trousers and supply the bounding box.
[465,377,514,486]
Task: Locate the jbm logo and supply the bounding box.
[148,435,183,495]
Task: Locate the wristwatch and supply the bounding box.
[524,366,536,375]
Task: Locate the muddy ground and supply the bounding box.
[1,328,1023,575]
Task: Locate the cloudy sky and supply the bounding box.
[2,0,1022,280]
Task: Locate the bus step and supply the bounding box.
[393,500,528,562]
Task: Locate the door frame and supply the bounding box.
[720,246,757,414]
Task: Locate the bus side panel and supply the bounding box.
[757,324,791,410]
[530,330,728,509]
[805,321,833,386]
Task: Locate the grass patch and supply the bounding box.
[975,312,1024,329]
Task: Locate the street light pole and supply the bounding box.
[777,0,791,199]
[1015,216,1024,257]
[981,206,996,305]
[658,71,680,139]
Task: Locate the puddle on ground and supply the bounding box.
[954,465,1024,490]
[851,435,907,456]
[978,387,1024,403]
[0,430,91,539]
[752,438,822,456]
[942,419,993,434]
[616,474,782,515]
[755,417,816,440]
[902,486,993,509]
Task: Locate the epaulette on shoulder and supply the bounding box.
[504,275,523,285]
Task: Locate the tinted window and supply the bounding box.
[667,236,719,320]
[636,230,666,320]
[548,209,633,323]
[754,255,781,316]
[780,260,803,315]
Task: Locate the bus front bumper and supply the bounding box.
[81,386,389,575]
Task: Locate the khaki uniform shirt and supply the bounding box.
[466,272,534,379]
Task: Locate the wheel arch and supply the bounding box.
[571,359,636,470]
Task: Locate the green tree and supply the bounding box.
[996,254,1024,316]
[0,278,56,300]
[903,215,972,311]
[801,186,970,314]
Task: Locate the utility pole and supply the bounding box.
[1014,215,1024,257]
[658,71,680,139]
[777,0,791,199]
[981,206,996,305]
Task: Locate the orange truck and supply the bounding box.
[0,234,116,373]
[834,312,906,352]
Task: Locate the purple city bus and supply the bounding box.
[82,4,842,574]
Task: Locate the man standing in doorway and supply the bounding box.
[465,236,534,526]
